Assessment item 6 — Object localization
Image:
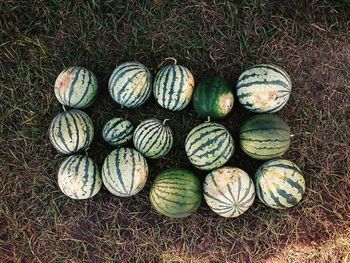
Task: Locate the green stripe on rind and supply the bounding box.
[150,191,194,218]
[74,109,94,150]
[67,67,83,106]
[193,136,234,170]
[237,64,291,91]
[257,64,292,86]
[161,65,173,109]
[237,79,289,90]
[203,192,232,207]
[172,65,185,110]
[210,171,234,204]
[72,70,96,109]
[102,153,127,196]
[150,168,202,218]
[57,155,102,199]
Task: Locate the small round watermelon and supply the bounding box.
[49,109,94,155]
[193,77,234,119]
[54,67,98,109]
[236,64,291,113]
[102,118,134,146]
[255,159,305,209]
[203,167,255,217]
[58,154,102,199]
[133,118,173,159]
[185,122,235,170]
[102,147,148,197]
[153,63,195,111]
[150,168,202,218]
[240,114,291,160]
[108,62,152,108]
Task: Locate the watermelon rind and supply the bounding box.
[150,168,202,218]
[193,76,234,119]
[255,159,305,209]
[153,64,195,111]
[203,166,255,217]
[185,122,235,170]
[102,117,134,146]
[133,118,173,159]
[102,147,148,197]
[58,154,102,199]
[49,109,94,155]
[108,62,152,108]
[54,67,98,109]
[236,64,291,113]
[239,114,291,160]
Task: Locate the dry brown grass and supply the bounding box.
[1,1,350,262]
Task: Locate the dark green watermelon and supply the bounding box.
[193,77,234,119]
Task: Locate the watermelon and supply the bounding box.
[185,122,235,171]
[54,67,98,109]
[133,118,173,159]
[150,168,202,218]
[102,147,148,197]
[153,63,195,111]
[102,117,134,146]
[255,159,305,209]
[236,64,291,113]
[58,154,102,199]
[193,77,234,119]
[49,109,94,155]
[203,167,255,217]
[240,114,290,160]
[108,62,152,108]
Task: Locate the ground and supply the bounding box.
[1,1,350,262]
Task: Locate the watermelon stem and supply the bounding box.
[162,119,170,125]
[158,57,177,68]
[62,105,66,112]
[205,116,211,123]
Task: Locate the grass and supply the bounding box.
[1,0,350,262]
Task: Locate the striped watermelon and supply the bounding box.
[150,168,202,218]
[255,159,305,209]
[153,63,195,111]
[102,147,148,197]
[133,118,173,159]
[203,167,255,217]
[102,118,134,146]
[54,67,98,109]
[240,114,291,160]
[108,62,152,108]
[185,122,235,171]
[193,77,234,119]
[236,64,291,113]
[58,154,102,199]
[49,109,94,155]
